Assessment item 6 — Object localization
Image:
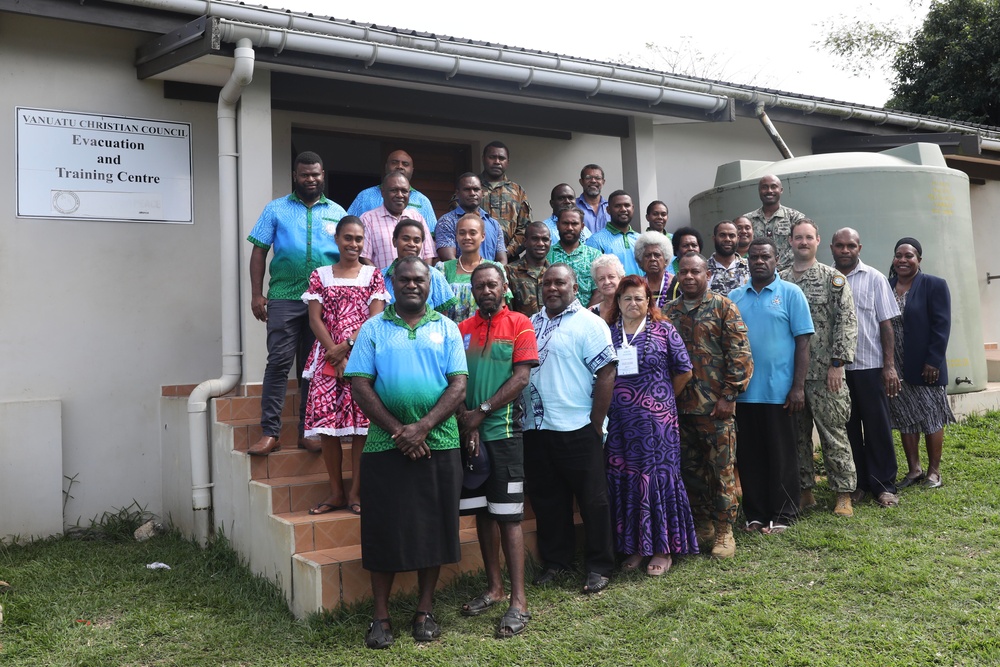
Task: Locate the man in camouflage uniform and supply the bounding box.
[742,175,805,272]
[458,140,532,258]
[707,220,750,296]
[665,253,753,558]
[780,219,859,517]
[506,221,550,316]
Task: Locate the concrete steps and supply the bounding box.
[208,382,549,618]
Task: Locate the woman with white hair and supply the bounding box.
[589,253,626,316]
[633,231,674,308]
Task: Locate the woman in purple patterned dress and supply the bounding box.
[603,275,697,576]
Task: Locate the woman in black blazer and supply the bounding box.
[888,237,955,489]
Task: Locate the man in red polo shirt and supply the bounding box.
[456,263,538,639]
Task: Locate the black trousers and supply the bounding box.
[524,426,614,577]
[735,403,800,525]
[845,368,899,495]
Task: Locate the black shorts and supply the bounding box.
[459,435,524,521]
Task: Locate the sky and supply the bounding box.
[274,0,929,108]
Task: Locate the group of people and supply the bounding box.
[244,148,956,648]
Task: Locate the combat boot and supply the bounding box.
[833,492,854,517]
[696,520,715,551]
[799,489,817,511]
[711,521,735,559]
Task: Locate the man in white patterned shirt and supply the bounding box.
[831,228,902,507]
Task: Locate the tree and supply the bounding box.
[614,38,773,88]
[822,0,1000,125]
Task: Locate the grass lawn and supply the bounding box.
[2,412,1000,666]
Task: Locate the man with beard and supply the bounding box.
[729,239,813,534]
[456,264,538,638]
[577,164,610,233]
[507,221,551,317]
[347,149,438,232]
[246,151,346,455]
[435,173,507,263]
[780,220,859,517]
[524,264,617,595]
[586,190,643,276]
[544,184,590,244]
[345,257,468,649]
[707,220,750,296]
[547,207,601,306]
[742,175,805,272]
[665,253,753,558]
[831,227,902,507]
[360,172,435,270]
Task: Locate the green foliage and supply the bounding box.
[888,0,1000,124]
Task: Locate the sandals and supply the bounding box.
[496,608,531,639]
[897,470,926,489]
[411,611,441,642]
[646,555,672,577]
[307,501,347,516]
[621,554,645,572]
[761,522,788,535]
[364,618,393,649]
[461,593,499,617]
[742,520,764,533]
[582,571,610,595]
[921,473,943,489]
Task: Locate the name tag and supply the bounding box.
[617,346,639,376]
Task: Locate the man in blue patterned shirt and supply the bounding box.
[246,151,346,455]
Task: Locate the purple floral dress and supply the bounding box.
[606,317,698,556]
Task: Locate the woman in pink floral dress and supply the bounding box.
[302,216,389,515]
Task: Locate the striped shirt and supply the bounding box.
[359,205,435,270]
[347,185,438,232]
[839,259,900,371]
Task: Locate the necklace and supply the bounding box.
[458,255,482,273]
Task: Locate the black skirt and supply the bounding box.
[360,448,462,572]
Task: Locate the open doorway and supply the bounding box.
[290,128,473,219]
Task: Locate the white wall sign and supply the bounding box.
[16,107,193,223]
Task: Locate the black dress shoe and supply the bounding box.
[531,568,563,586]
[411,611,441,642]
[582,571,610,595]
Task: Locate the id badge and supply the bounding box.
[617,346,639,376]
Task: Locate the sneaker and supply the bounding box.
[710,521,736,559]
[799,489,817,511]
[833,492,854,517]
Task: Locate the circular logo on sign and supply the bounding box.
[53,191,81,214]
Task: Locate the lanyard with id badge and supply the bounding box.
[617,316,646,376]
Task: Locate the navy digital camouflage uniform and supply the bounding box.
[743,205,804,273]
[780,263,859,493]
[665,291,753,528]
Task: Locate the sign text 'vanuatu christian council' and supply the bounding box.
[16,108,193,223]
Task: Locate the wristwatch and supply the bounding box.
[723,392,737,402]
[831,359,843,368]
[479,401,492,415]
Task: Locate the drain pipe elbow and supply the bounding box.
[187,37,254,546]
[755,104,795,160]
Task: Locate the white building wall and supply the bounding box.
[969,182,1000,345]
[653,117,819,230]
[0,15,223,528]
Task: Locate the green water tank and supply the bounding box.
[689,143,986,394]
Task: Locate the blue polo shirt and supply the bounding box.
[247,193,347,300]
[586,225,644,276]
[347,185,438,232]
[344,305,468,453]
[729,273,814,404]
